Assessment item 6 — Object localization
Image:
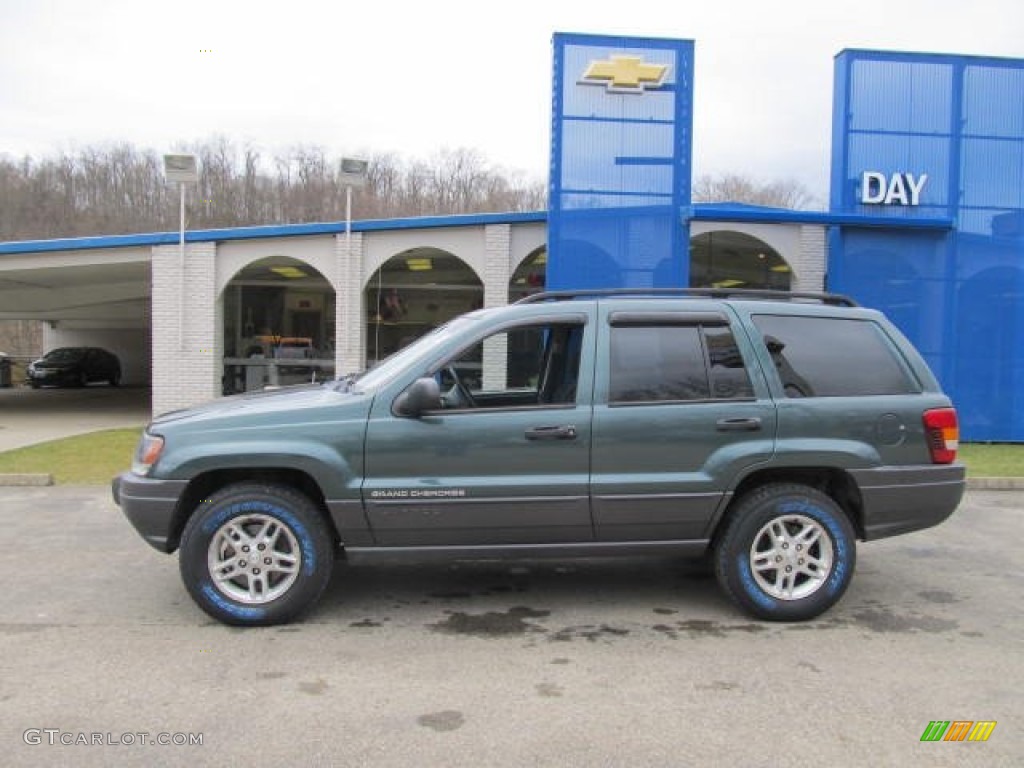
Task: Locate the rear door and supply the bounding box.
[590,302,777,543]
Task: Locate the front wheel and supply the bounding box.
[179,483,335,626]
[714,483,856,622]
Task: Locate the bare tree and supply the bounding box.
[693,173,813,210]
[0,138,546,242]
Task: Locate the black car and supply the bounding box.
[27,347,121,388]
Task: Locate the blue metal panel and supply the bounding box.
[549,32,694,290]
[830,50,1024,441]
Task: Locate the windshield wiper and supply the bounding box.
[328,372,363,393]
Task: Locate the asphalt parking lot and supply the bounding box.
[0,486,1019,767]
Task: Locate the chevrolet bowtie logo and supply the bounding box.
[579,55,669,93]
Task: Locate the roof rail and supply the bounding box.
[516,287,858,307]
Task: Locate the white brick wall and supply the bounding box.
[151,242,218,416]
[482,224,512,389]
[334,232,365,376]
[794,226,827,291]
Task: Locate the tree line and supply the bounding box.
[0,139,547,241]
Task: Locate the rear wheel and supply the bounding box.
[714,483,856,621]
[179,483,334,626]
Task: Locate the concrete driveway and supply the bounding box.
[0,485,1019,767]
[0,385,150,451]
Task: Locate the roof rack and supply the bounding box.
[516,287,858,307]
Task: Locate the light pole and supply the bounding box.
[339,157,368,257]
[163,154,199,352]
[339,157,369,366]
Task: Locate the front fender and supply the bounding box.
[162,439,361,499]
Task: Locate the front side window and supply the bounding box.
[436,322,584,410]
[609,323,754,404]
[753,315,920,397]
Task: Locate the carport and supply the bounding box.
[0,238,153,389]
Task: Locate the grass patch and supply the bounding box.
[958,443,1024,477]
[0,429,1020,485]
[0,428,142,484]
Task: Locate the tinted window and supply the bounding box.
[753,315,919,397]
[44,348,85,362]
[705,326,755,399]
[609,325,754,403]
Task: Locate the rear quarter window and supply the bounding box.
[752,315,920,397]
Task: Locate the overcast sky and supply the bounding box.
[1,0,1021,205]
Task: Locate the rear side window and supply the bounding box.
[752,315,920,397]
[609,323,755,403]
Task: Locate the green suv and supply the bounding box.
[113,289,965,626]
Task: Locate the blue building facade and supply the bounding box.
[548,33,694,290]
[829,51,1024,441]
[547,35,1023,441]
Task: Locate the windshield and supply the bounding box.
[352,315,475,392]
[43,348,85,362]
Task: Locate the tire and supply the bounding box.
[179,483,335,626]
[78,371,89,387]
[714,483,856,622]
[109,370,121,387]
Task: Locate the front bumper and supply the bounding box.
[112,472,189,553]
[851,464,966,540]
[28,369,76,385]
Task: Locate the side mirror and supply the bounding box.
[394,377,442,417]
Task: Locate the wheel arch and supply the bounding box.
[167,467,340,552]
[713,467,866,543]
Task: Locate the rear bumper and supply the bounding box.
[850,464,966,540]
[112,472,189,553]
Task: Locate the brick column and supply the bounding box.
[334,232,365,376]
[794,225,827,292]
[481,224,513,389]
[151,242,219,416]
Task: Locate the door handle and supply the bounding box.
[716,417,762,432]
[525,425,578,441]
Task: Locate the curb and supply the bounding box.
[0,473,54,487]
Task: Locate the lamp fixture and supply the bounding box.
[271,266,308,279]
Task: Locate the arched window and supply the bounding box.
[221,256,335,393]
[365,248,482,365]
[509,247,547,302]
[689,231,792,290]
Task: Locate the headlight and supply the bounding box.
[132,432,165,476]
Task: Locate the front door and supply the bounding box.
[362,316,594,547]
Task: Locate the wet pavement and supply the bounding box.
[0,485,1019,767]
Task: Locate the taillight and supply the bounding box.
[923,408,959,464]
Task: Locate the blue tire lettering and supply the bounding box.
[737,554,777,610]
[201,583,267,620]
